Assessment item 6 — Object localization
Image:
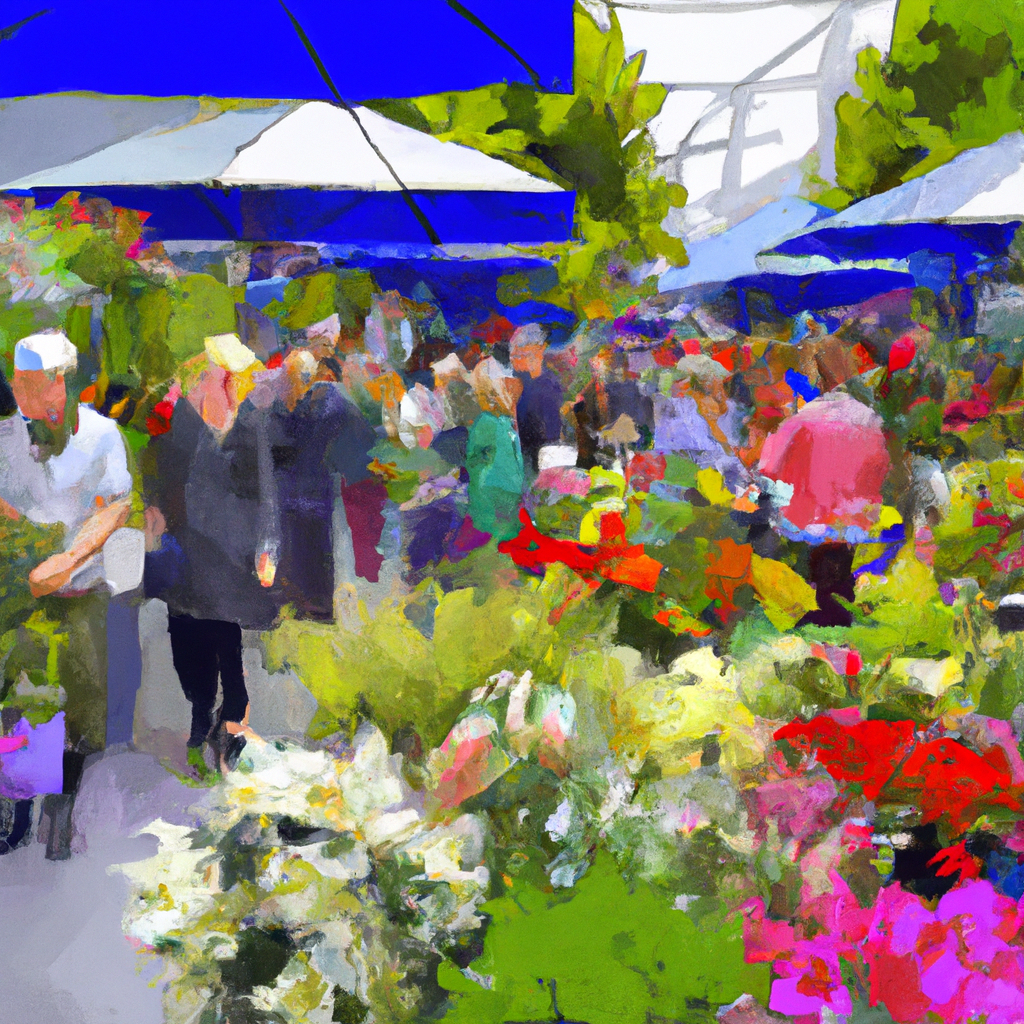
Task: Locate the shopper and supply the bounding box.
[0,331,135,858]
[144,334,275,778]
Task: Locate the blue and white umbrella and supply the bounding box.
[1,100,574,246]
[757,131,1024,281]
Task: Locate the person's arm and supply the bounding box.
[144,505,166,551]
[28,497,132,597]
[30,414,136,597]
[254,410,280,588]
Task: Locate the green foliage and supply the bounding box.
[438,852,767,1023]
[0,516,64,639]
[261,268,376,332]
[100,270,242,425]
[1,609,69,727]
[367,2,686,312]
[979,634,1024,719]
[826,0,1024,205]
[844,546,957,663]
[0,516,66,725]
[264,569,615,749]
[165,273,241,360]
[0,195,146,366]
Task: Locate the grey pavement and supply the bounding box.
[0,753,189,1023]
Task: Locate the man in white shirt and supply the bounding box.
[0,333,134,590]
[0,331,138,859]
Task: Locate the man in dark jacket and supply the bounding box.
[144,340,380,777]
[144,336,277,777]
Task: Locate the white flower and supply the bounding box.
[545,799,572,842]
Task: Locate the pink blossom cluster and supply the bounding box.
[744,872,1024,1023]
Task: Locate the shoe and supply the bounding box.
[212,723,247,773]
[0,798,32,855]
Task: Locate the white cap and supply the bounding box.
[14,332,78,374]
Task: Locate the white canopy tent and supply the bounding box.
[3,101,560,195]
[611,0,898,238]
[220,103,558,192]
[788,130,1024,229]
[752,132,1024,283]
[1,100,569,246]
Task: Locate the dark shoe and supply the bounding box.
[212,724,247,773]
[0,798,33,855]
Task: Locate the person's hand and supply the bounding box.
[256,549,277,588]
[144,505,166,551]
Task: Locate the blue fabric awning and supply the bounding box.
[764,222,1020,277]
[24,185,576,247]
[733,269,916,314]
[659,198,834,292]
[680,269,917,333]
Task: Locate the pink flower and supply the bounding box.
[747,774,838,842]
[746,868,1024,1023]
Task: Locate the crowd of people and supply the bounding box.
[0,324,386,856]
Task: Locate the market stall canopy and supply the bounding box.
[616,0,897,232]
[756,132,1024,280]
[0,101,573,246]
[659,197,833,291]
[219,104,560,192]
[0,0,572,98]
[793,131,1024,227]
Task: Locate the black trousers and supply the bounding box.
[167,615,249,747]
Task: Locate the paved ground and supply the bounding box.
[0,752,192,1023]
[0,598,319,1023]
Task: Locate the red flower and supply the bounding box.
[775,717,915,801]
[146,398,176,436]
[928,841,982,882]
[625,452,666,493]
[888,335,917,372]
[889,737,1018,831]
[498,509,662,594]
[471,313,515,347]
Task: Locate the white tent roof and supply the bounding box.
[618,1,840,86]
[220,103,559,192]
[2,101,560,194]
[807,131,1024,228]
[3,106,295,189]
[613,0,898,238]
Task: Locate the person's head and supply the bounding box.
[509,323,547,379]
[978,484,990,500]
[283,349,317,401]
[189,334,262,432]
[11,332,77,426]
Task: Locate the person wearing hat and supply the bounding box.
[0,331,138,859]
